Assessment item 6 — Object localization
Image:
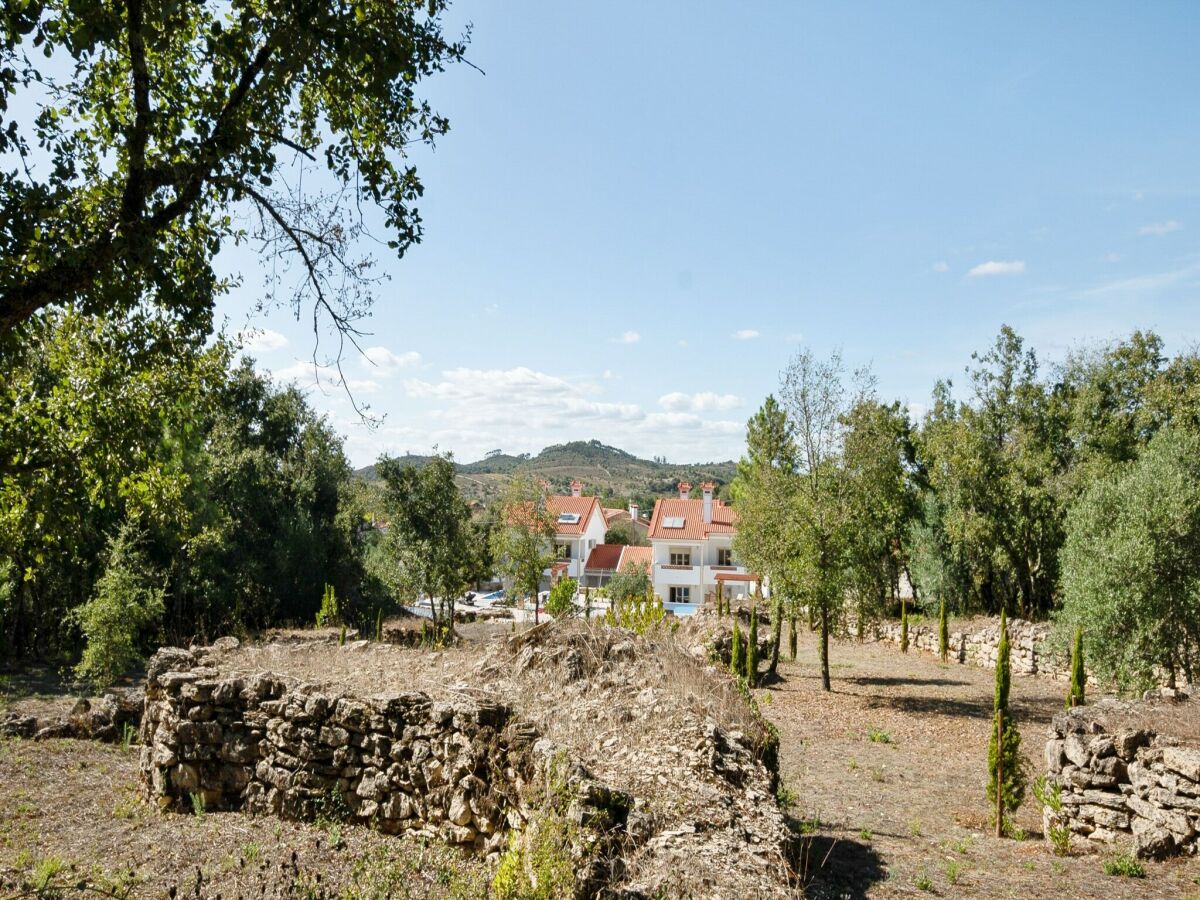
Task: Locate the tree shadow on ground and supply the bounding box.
[864,692,993,720]
[795,829,888,900]
[847,674,971,688]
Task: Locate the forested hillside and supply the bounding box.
[354,440,737,506]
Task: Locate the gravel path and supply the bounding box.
[761,628,1200,898]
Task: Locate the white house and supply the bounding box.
[545,480,608,583]
[646,481,757,607]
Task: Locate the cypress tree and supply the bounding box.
[938,600,949,663]
[747,607,760,685]
[730,619,744,676]
[988,610,1026,835]
[1067,625,1086,708]
[788,613,798,661]
[900,599,909,653]
[375,607,383,642]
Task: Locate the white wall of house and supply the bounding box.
[649,535,750,605]
[552,508,607,580]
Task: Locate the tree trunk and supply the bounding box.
[768,593,783,675]
[819,603,831,691]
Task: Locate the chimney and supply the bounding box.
[678,481,692,500]
[629,501,639,523]
[570,479,582,498]
[702,482,714,523]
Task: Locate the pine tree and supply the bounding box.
[730,619,744,676]
[1067,625,1085,708]
[900,599,909,653]
[788,612,798,661]
[988,610,1026,835]
[938,600,949,663]
[747,607,760,685]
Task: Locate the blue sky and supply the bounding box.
[222,2,1200,467]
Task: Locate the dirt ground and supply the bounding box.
[0,737,490,898]
[762,629,1200,899]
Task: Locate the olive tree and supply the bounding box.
[1058,427,1200,692]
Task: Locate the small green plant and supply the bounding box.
[241,842,262,864]
[338,623,347,646]
[546,577,577,619]
[908,818,922,837]
[1102,853,1145,878]
[950,835,973,854]
[1004,821,1028,841]
[775,781,797,810]
[867,727,892,744]
[730,618,745,676]
[914,869,933,891]
[761,690,773,705]
[1050,860,1066,876]
[29,856,65,893]
[317,583,339,628]
[189,791,205,818]
[120,721,137,751]
[848,757,859,771]
[944,859,964,885]
[1047,823,1072,856]
[1032,774,1063,813]
[858,828,872,841]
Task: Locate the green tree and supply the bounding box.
[987,611,1026,834]
[546,578,577,619]
[1057,427,1200,692]
[606,561,651,605]
[900,601,909,653]
[730,617,745,677]
[0,2,466,340]
[377,452,473,634]
[1067,626,1085,708]
[491,472,556,626]
[604,520,647,546]
[938,600,949,663]
[777,349,870,691]
[74,522,165,687]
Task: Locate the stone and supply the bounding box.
[1045,739,1065,773]
[1162,747,1200,783]
[1135,825,1176,860]
[1064,733,1091,768]
[448,794,473,826]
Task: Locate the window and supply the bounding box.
[669,586,692,604]
[556,543,571,560]
[669,550,691,566]
[557,512,581,525]
[662,516,685,529]
[717,548,734,566]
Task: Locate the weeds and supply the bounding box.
[914,868,934,891]
[847,757,859,771]
[908,818,922,837]
[1103,854,1145,878]
[120,721,137,751]
[189,791,205,818]
[775,781,797,810]
[1047,822,1071,856]
[949,835,973,854]
[866,727,893,744]
[858,828,872,841]
[944,859,964,885]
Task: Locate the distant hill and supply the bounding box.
[353,440,737,506]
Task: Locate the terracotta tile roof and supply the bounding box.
[584,544,624,572]
[647,498,737,541]
[617,545,652,570]
[546,495,601,535]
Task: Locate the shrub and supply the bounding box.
[74,523,165,688]
[606,562,650,605]
[730,618,745,676]
[317,583,339,628]
[546,578,577,619]
[1102,854,1145,878]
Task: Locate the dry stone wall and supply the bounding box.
[1044,699,1200,859]
[865,617,1074,679]
[139,642,632,866]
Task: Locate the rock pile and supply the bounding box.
[1044,698,1200,859]
[1,689,142,742]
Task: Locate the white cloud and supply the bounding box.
[932,261,949,273]
[1075,262,1200,299]
[1139,220,1182,236]
[1101,253,1122,263]
[678,339,689,347]
[271,361,379,394]
[658,391,742,413]
[602,369,616,380]
[906,401,929,422]
[732,329,760,340]
[785,332,804,343]
[967,260,1026,277]
[239,328,289,352]
[611,330,641,344]
[363,346,421,372]
[393,365,746,463]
